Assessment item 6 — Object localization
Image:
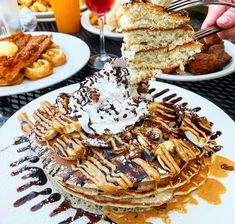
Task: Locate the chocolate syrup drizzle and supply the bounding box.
[10,156,39,167]
[14,136,29,145]
[17,146,30,153]
[14,188,52,207]
[57,206,101,224]
[31,193,61,212]
[11,166,47,192]
[10,138,103,224]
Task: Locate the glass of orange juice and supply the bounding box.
[50,0,81,34]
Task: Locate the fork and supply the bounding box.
[194,24,223,39]
[167,0,235,12]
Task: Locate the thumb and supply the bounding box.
[202,5,227,29]
[217,7,235,29]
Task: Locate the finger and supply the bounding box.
[217,7,235,29]
[218,26,235,41]
[202,5,227,29]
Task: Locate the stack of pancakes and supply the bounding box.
[18,64,220,218]
[120,0,201,83]
[0,33,66,86]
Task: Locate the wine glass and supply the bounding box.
[86,0,117,69]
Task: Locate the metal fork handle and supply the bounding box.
[195,24,223,40]
[202,0,235,7]
[168,0,235,11]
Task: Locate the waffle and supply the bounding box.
[18,63,220,218]
[0,33,67,86]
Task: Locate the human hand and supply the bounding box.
[202,0,235,42]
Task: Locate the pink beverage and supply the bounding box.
[86,0,115,17]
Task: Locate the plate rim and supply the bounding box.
[33,5,87,18]
[37,17,56,22]
[80,5,87,11]
[33,11,54,18]
[81,10,123,40]
[0,31,90,97]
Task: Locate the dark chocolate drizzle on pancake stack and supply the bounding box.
[25,90,220,203]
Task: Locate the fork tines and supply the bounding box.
[167,0,202,11]
[168,0,235,11]
[194,25,223,40]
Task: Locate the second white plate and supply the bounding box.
[0,32,90,97]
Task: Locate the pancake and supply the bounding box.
[119,0,202,84]
[125,42,201,83]
[120,1,189,30]
[124,42,201,69]
[123,24,194,52]
[18,62,220,218]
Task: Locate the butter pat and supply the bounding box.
[0,41,18,57]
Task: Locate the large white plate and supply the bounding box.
[0,81,235,223]
[81,10,123,40]
[156,41,235,82]
[0,32,90,97]
[37,17,56,23]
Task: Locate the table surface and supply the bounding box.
[0,11,234,128]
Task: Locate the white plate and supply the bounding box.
[0,32,90,97]
[81,10,123,40]
[80,5,87,12]
[34,5,87,18]
[37,17,56,22]
[34,11,54,18]
[0,81,235,224]
[156,41,235,82]
[37,9,87,22]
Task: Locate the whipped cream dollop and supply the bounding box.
[68,61,148,135]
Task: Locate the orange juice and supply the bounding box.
[50,0,81,34]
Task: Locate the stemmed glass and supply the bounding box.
[86,0,117,69]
